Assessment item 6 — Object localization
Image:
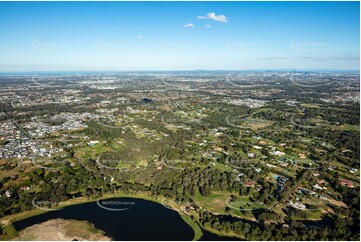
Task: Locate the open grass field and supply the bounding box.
[15,218,110,241]
[192,191,231,213]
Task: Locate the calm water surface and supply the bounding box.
[13,198,240,240]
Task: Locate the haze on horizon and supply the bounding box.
[0,1,359,72]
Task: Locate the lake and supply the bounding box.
[13,197,239,241]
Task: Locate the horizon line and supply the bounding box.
[0,68,359,74]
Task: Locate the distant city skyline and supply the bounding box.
[0,1,359,71]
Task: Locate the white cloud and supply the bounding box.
[197,12,228,23]
[205,24,211,28]
[184,23,194,28]
[137,35,143,40]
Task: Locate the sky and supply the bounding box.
[0,1,359,72]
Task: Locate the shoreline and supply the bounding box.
[0,192,243,241]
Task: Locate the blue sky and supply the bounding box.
[0,1,359,71]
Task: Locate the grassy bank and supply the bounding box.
[180,214,203,241]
